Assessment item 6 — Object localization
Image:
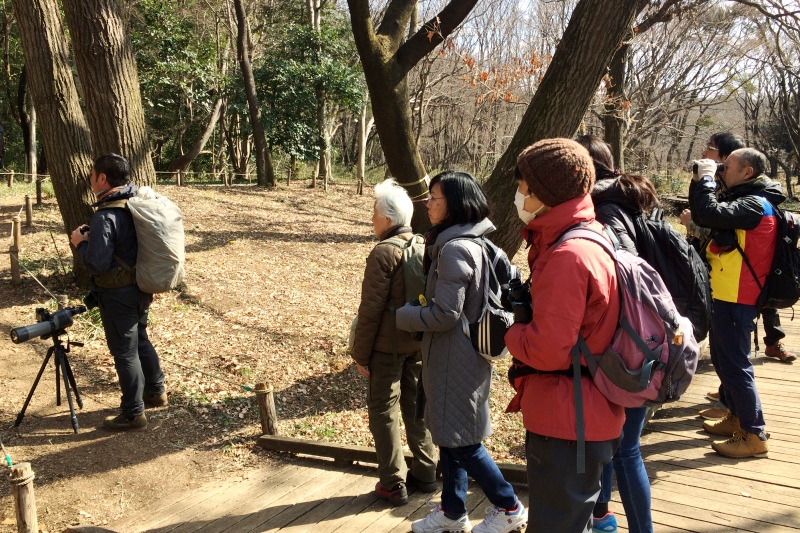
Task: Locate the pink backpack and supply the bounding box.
[556,227,699,472]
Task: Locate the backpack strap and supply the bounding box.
[381,236,410,359]
[555,226,663,474]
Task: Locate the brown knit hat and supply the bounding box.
[516,138,595,207]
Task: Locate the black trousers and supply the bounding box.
[760,307,785,346]
[97,286,164,418]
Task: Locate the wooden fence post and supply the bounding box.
[6,170,13,187]
[35,177,42,206]
[24,195,32,227]
[10,214,21,284]
[10,462,38,533]
[255,382,279,436]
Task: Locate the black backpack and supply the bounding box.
[630,210,713,341]
[736,203,800,310]
[445,236,520,361]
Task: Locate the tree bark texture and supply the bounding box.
[347,0,477,231]
[482,0,640,257]
[12,0,94,285]
[233,0,275,187]
[61,0,155,186]
[602,42,630,172]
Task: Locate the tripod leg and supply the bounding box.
[15,347,54,427]
[56,348,80,434]
[61,353,83,409]
[55,351,62,406]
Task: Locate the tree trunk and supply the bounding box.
[602,42,630,171]
[17,68,37,179]
[61,0,156,187]
[482,0,640,257]
[347,0,479,231]
[167,98,224,174]
[13,0,94,285]
[233,0,275,187]
[357,104,372,195]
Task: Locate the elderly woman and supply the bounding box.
[396,171,527,533]
[350,179,438,506]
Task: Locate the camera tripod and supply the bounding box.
[15,329,84,433]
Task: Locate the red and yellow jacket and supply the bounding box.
[689,176,783,306]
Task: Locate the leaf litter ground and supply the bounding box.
[0,182,524,532]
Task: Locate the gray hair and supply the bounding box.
[374,179,413,226]
[732,147,768,178]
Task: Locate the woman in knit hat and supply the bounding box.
[578,134,656,533]
[504,138,624,533]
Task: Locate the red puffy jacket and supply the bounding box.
[504,195,624,442]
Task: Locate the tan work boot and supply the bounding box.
[711,430,769,458]
[102,413,147,432]
[143,392,168,408]
[698,406,729,420]
[706,391,720,402]
[703,413,741,436]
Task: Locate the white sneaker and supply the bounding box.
[411,503,472,533]
[472,501,528,533]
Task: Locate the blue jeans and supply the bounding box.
[711,300,765,434]
[440,443,517,518]
[599,407,653,533]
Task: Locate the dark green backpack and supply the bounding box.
[383,234,427,306]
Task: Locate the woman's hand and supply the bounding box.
[356,363,370,378]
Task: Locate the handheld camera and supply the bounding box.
[10,306,86,344]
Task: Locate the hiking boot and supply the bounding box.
[592,512,618,533]
[102,413,147,432]
[143,392,168,408]
[703,413,741,436]
[706,391,720,402]
[472,501,528,533]
[711,430,769,458]
[407,472,439,493]
[764,342,797,363]
[698,406,729,420]
[375,481,408,506]
[411,504,471,533]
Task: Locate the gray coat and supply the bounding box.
[396,219,494,448]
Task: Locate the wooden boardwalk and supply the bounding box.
[111,310,800,533]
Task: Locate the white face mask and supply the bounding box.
[514,191,545,224]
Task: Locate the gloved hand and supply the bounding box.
[511,301,533,324]
[693,159,718,180]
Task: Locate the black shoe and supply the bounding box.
[102,413,147,432]
[407,472,439,493]
[375,481,408,506]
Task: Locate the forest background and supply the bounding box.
[0,0,798,531]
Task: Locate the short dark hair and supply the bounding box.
[93,153,131,187]
[733,148,768,178]
[709,132,745,158]
[429,171,491,227]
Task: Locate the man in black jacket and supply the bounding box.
[70,153,166,431]
[689,148,778,458]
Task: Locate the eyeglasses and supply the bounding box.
[427,195,446,202]
[706,145,719,152]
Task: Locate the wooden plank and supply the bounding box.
[256,435,528,486]
[170,463,328,533]
[221,463,365,533]
[278,469,383,533]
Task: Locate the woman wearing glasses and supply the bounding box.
[397,171,527,533]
